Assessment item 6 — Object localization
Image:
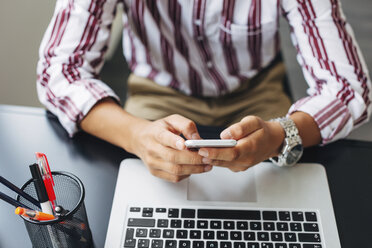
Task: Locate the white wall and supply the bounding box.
[0,0,56,107]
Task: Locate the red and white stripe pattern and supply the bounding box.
[37,0,371,144]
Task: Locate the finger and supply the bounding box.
[220,116,262,140]
[209,159,255,170]
[160,146,210,165]
[198,147,240,162]
[156,129,186,150]
[148,157,213,176]
[164,114,201,140]
[148,168,190,183]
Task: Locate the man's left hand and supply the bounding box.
[198,116,285,172]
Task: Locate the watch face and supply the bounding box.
[285,144,303,165]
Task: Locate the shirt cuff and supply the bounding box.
[53,79,120,137]
[288,95,353,145]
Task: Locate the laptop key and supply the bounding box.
[124,238,136,247]
[298,233,321,243]
[233,242,245,248]
[263,222,275,231]
[279,211,291,221]
[179,240,191,248]
[176,230,188,239]
[136,228,148,237]
[125,228,134,239]
[143,212,153,217]
[211,221,222,229]
[206,241,218,248]
[169,209,180,218]
[181,209,196,218]
[128,218,155,227]
[156,208,167,213]
[303,245,322,248]
[165,240,177,248]
[304,223,319,232]
[190,230,202,239]
[261,243,273,248]
[274,244,287,248]
[197,220,208,229]
[152,239,164,248]
[150,229,161,238]
[158,219,169,228]
[130,207,141,212]
[284,233,297,242]
[243,231,255,240]
[143,208,153,213]
[230,231,242,240]
[290,223,302,232]
[163,229,174,238]
[197,209,260,220]
[171,220,182,228]
[270,232,283,241]
[288,244,301,248]
[257,232,269,241]
[224,221,235,229]
[203,231,215,239]
[138,239,149,248]
[217,231,228,240]
[247,243,259,248]
[305,212,317,222]
[276,222,289,231]
[262,211,277,221]
[250,222,262,230]
[292,212,304,222]
[221,242,232,248]
[184,220,195,228]
[236,221,248,230]
[193,241,204,248]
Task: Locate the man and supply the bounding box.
[37,0,371,182]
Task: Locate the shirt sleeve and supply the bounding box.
[37,0,120,137]
[281,0,372,144]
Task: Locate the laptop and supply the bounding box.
[105,159,341,248]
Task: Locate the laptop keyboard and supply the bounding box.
[122,206,323,248]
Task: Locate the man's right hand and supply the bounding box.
[80,99,212,182]
[128,114,212,182]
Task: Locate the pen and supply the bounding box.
[0,176,41,208]
[29,163,61,248]
[29,163,54,215]
[0,191,31,209]
[15,207,55,221]
[36,152,56,209]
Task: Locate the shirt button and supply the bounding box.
[194,19,202,26]
[206,61,213,68]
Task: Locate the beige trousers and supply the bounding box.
[124,59,291,127]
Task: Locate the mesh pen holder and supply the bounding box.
[17,171,93,248]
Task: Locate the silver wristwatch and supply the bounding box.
[269,117,303,167]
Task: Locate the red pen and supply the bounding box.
[35,152,56,211]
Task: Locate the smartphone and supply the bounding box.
[184,139,237,148]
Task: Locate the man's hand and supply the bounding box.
[129,114,212,182]
[197,116,285,172]
[80,99,212,182]
[197,112,321,172]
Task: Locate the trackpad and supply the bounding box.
[187,166,257,202]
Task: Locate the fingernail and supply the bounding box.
[221,130,233,139]
[191,133,200,140]
[198,150,208,157]
[204,165,213,172]
[176,140,184,150]
[202,157,211,164]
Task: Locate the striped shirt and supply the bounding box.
[37,0,371,144]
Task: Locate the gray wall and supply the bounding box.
[0,1,371,140]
